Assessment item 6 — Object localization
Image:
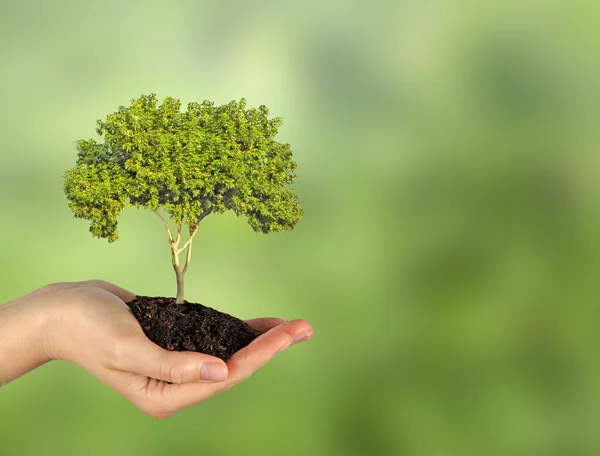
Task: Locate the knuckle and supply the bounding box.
[83,279,110,289]
[69,285,98,301]
[37,282,63,293]
[136,387,176,420]
[150,410,173,420]
[143,405,173,420]
[216,381,236,394]
[160,363,184,384]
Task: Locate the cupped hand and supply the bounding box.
[28,280,314,419]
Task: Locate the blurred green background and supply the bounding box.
[1,0,600,455]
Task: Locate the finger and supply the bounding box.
[90,367,181,420]
[244,318,285,333]
[226,319,314,384]
[100,367,225,419]
[84,360,198,419]
[80,280,136,303]
[149,380,223,416]
[111,334,228,384]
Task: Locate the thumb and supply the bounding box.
[115,335,228,384]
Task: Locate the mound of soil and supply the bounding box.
[127,296,260,361]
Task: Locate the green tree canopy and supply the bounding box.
[64,94,302,242]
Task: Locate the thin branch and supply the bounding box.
[182,239,193,275]
[177,225,199,255]
[197,208,212,224]
[153,210,173,243]
[179,208,210,267]
[174,220,182,247]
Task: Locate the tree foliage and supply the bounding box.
[64,94,303,242]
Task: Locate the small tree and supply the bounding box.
[64,94,302,303]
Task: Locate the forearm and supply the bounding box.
[0,297,50,386]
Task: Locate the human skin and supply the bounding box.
[0,280,314,419]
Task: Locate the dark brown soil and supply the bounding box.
[126,296,261,361]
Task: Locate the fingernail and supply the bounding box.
[200,363,227,382]
[294,331,311,343]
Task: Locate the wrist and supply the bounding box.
[0,294,52,385]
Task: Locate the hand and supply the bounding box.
[1,281,314,419]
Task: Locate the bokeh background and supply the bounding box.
[1,0,600,455]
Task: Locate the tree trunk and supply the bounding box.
[155,211,199,305]
[171,244,185,304]
[175,270,185,304]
